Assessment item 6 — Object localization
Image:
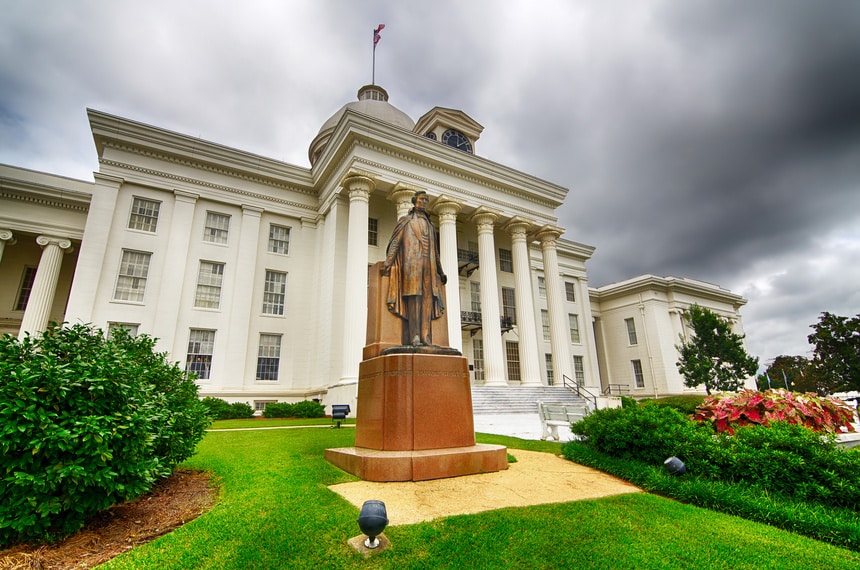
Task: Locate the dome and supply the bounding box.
[309,85,415,165]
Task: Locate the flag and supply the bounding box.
[373,24,385,46]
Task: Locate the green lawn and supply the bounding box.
[101,426,860,569]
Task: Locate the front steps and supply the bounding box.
[471,385,588,415]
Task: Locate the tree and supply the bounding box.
[676,304,759,395]
[808,312,860,394]
[757,355,810,392]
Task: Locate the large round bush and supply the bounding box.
[0,324,211,546]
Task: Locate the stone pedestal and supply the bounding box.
[325,353,507,481]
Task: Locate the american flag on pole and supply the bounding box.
[373,24,385,46]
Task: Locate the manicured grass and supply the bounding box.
[209,417,355,430]
[101,428,860,569]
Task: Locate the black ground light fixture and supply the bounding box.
[357,500,388,549]
[664,456,686,476]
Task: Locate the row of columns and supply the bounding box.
[0,229,74,340]
[336,176,578,388]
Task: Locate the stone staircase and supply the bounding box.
[471,385,589,415]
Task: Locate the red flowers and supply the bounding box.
[693,389,856,435]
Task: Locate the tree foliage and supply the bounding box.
[676,305,759,395]
[808,312,860,394]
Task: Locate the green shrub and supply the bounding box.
[620,395,638,409]
[262,402,294,418]
[649,395,707,415]
[0,323,210,546]
[200,397,254,420]
[570,402,709,465]
[291,400,325,418]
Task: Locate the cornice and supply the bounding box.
[592,275,747,307]
[0,188,90,213]
[99,158,317,214]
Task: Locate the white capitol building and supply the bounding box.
[0,84,754,412]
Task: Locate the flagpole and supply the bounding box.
[372,24,385,85]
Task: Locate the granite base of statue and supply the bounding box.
[325,262,508,482]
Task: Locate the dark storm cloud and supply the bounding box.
[1,0,858,364]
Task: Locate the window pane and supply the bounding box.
[632,359,645,388]
[538,276,546,298]
[195,261,224,308]
[186,329,215,380]
[262,270,287,315]
[574,355,585,383]
[625,318,638,345]
[565,281,576,302]
[505,341,521,382]
[114,250,151,302]
[472,339,484,382]
[256,334,282,380]
[204,212,230,244]
[541,310,550,341]
[569,313,581,344]
[368,218,378,246]
[545,353,554,385]
[128,197,160,232]
[499,248,513,272]
[502,287,516,322]
[268,224,290,255]
[470,282,481,312]
[15,266,37,311]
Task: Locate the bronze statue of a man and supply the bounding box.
[381,190,448,346]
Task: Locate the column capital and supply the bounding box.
[36,235,73,252]
[241,204,264,217]
[431,195,463,219]
[387,182,421,206]
[0,229,15,243]
[469,207,501,231]
[173,189,200,203]
[342,174,375,202]
[503,217,536,239]
[535,225,564,248]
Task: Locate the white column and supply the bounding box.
[388,184,418,220]
[472,209,506,386]
[341,174,374,383]
[506,219,541,385]
[65,173,122,324]
[155,190,198,354]
[537,226,573,383]
[223,205,263,389]
[434,198,463,351]
[0,229,15,264]
[577,277,601,390]
[18,235,73,339]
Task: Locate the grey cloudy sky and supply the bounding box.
[2,0,859,368]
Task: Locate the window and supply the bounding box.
[541,310,550,341]
[368,218,379,246]
[268,224,290,255]
[505,341,521,382]
[501,287,516,323]
[569,313,581,344]
[203,212,230,244]
[14,266,37,311]
[114,250,151,302]
[565,281,576,302]
[257,334,282,381]
[632,359,645,388]
[107,322,139,338]
[538,276,546,298]
[625,318,638,345]
[128,197,160,232]
[194,261,224,309]
[470,282,481,312]
[472,339,485,382]
[254,400,277,412]
[186,329,215,380]
[574,355,585,384]
[498,248,513,273]
[545,354,554,385]
[262,270,287,315]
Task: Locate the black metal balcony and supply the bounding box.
[460,311,515,336]
[457,248,479,276]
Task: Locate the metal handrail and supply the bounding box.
[562,374,598,407]
[602,384,630,396]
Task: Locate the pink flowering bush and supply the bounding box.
[693,388,856,435]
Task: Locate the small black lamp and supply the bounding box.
[357,500,388,549]
[664,456,686,476]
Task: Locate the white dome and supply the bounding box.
[309,85,415,165]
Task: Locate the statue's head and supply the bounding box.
[411,190,428,206]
